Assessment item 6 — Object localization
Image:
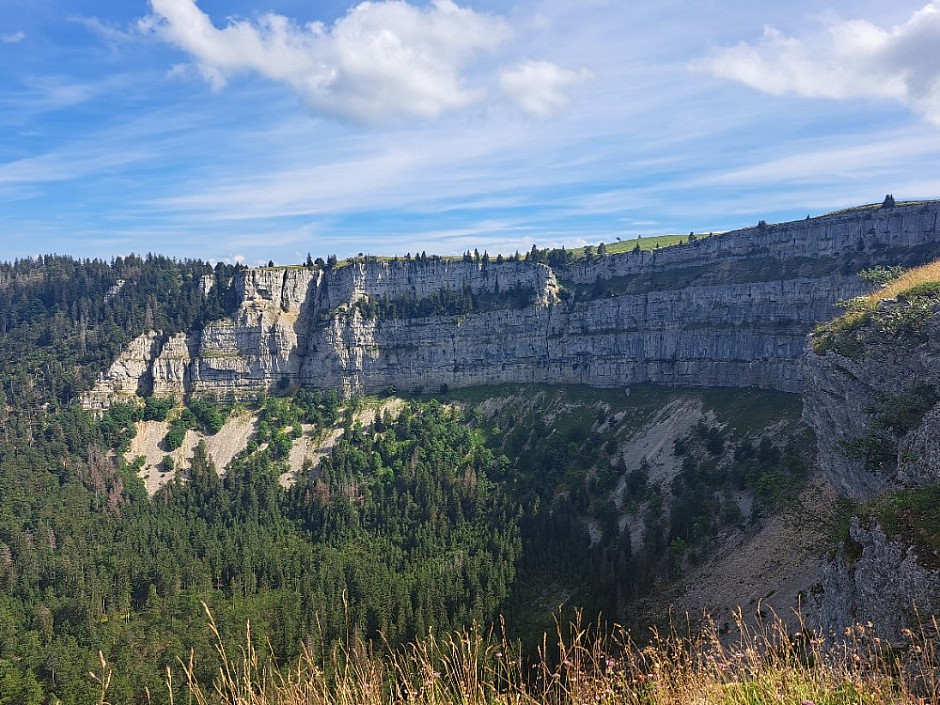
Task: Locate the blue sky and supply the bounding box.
[3,0,940,265]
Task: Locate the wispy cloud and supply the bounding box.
[0,147,149,191]
[4,0,940,267]
[72,16,137,45]
[1,31,26,44]
[500,60,593,117]
[698,1,940,125]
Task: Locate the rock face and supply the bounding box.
[300,275,860,395]
[83,331,162,410]
[810,519,940,641]
[802,274,940,638]
[802,315,940,500]
[84,201,940,408]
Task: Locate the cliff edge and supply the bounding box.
[85,201,940,408]
[803,264,940,638]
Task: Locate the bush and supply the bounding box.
[188,397,229,434]
[142,396,174,422]
[858,265,905,288]
[869,383,938,437]
[164,419,187,451]
[839,433,895,472]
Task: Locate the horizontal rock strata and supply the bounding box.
[85,202,940,408]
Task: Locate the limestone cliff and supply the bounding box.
[803,306,940,500]
[84,201,940,408]
[83,331,162,410]
[802,276,940,638]
[810,518,940,641]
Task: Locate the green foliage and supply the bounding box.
[0,251,826,700]
[858,264,905,287]
[155,395,234,450]
[251,393,339,461]
[187,395,231,434]
[543,233,691,261]
[0,661,42,705]
[900,280,940,298]
[839,434,896,473]
[0,246,245,696]
[100,402,139,451]
[867,484,940,559]
[814,265,940,358]
[812,310,872,358]
[0,254,239,411]
[814,295,939,358]
[164,417,187,450]
[283,400,521,645]
[868,383,938,437]
[840,384,938,473]
[142,395,174,422]
[700,387,803,436]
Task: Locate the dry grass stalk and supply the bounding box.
[165,605,940,705]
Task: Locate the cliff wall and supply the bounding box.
[803,310,940,500]
[84,201,940,407]
[802,278,940,637]
[810,518,940,641]
[562,202,940,284]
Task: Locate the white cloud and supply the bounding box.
[500,60,593,117]
[1,31,26,44]
[141,0,514,123]
[698,2,940,125]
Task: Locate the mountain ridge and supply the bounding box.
[84,200,940,409]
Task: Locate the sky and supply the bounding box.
[3,0,940,265]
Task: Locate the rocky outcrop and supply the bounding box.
[84,201,940,409]
[802,314,940,500]
[802,275,940,637]
[811,519,940,641]
[83,331,161,410]
[152,333,196,397]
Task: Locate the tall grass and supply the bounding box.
[94,604,940,705]
[813,259,940,356]
[868,261,940,304]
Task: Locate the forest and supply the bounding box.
[0,255,807,702]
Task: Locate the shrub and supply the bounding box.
[164,419,187,451]
[868,383,938,437]
[142,395,174,422]
[839,433,896,472]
